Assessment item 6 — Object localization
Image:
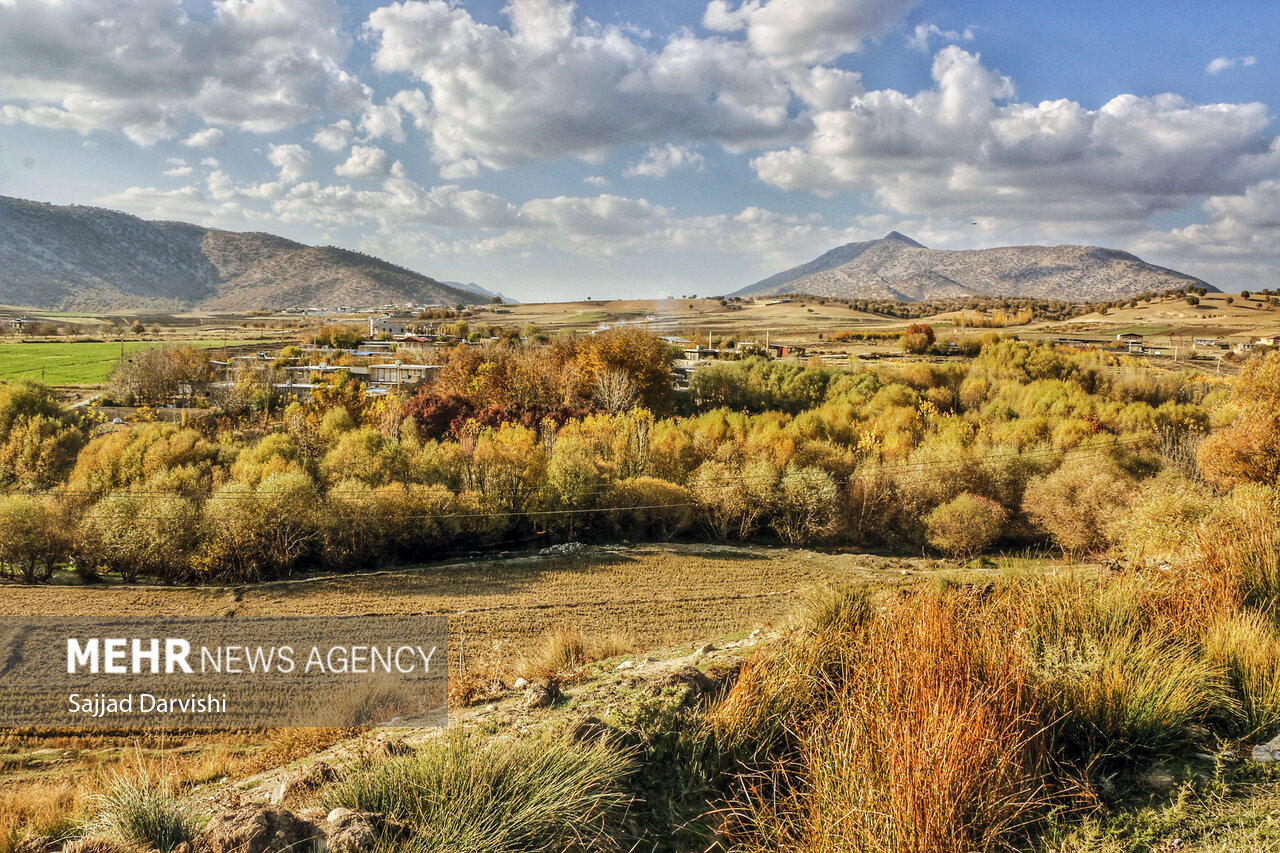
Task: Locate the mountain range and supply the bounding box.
[731,232,1213,302]
[0,195,487,312]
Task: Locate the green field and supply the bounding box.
[0,340,252,384]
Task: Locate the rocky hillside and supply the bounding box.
[0,195,486,311]
[733,231,1213,302]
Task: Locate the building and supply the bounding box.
[1257,333,1280,348]
[369,315,414,337]
[367,362,439,388]
[1193,337,1222,348]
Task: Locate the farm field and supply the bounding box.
[0,339,273,384]
[0,544,952,819]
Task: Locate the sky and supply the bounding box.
[2,0,1279,302]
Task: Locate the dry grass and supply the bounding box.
[517,625,636,681]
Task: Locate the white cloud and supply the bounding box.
[94,185,246,225]
[358,101,404,142]
[183,127,227,148]
[0,0,364,144]
[906,22,973,53]
[703,0,924,64]
[751,47,1280,231]
[624,144,707,178]
[334,145,392,179]
[312,119,355,151]
[583,175,610,187]
[365,0,807,173]
[1206,55,1256,74]
[162,158,193,177]
[200,157,220,168]
[267,143,313,184]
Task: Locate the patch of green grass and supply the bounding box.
[0,340,260,384]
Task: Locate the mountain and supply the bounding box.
[732,232,1213,302]
[0,195,488,312]
[443,281,519,304]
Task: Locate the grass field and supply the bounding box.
[0,340,266,385]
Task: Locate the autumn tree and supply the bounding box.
[0,381,84,488]
[1198,351,1280,489]
[576,328,675,414]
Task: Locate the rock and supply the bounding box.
[748,629,761,641]
[1252,732,1280,762]
[15,836,60,853]
[567,715,610,744]
[521,679,562,709]
[61,839,131,853]
[200,806,323,853]
[364,739,414,762]
[323,808,408,853]
[1141,765,1176,792]
[615,660,636,671]
[276,761,335,803]
[647,665,714,707]
[695,643,715,655]
[539,542,586,557]
[513,677,529,690]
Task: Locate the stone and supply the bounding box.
[1252,732,1280,763]
[323,808,408,853]
[200,806,323,853]
[521,679,562,709]
[615,660,636,670]
[696,643,715,655]
[364,739,414,762]
[276,761,335,803]
[647,665,714,707]
[513,677,529,690]
[567,715,610,744]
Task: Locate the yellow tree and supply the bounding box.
[1199,352,1280,488]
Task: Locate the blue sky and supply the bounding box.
[2,0,1278,301]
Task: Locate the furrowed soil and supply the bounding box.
[0,542,957,828]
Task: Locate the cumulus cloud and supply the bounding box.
[335,145,392,178]
[183,127,227,148]
[583,175,611,187]
[267,144,313,184]
[751,47,1280,231]
[365,0,808,172]
[312,119,356,151]
[0,0,364,144]
[1206,55,1256,74]
[624,144,707,178]
[703,0,923,64]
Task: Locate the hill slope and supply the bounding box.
[0,195,486,311]
[732,233,1213,302]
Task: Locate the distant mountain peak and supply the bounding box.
[731,235,1212,302]
[0,194,488,312]
[882,231,926,247]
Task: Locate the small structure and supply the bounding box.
[1193,336,1222,349]
[369,315,414,337]
[367,362,439,388]
[1257,333,1280,348]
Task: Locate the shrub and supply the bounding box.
[925,492,1007,559]
[1203,611,1280,739]
[323,734,632,853]
[797,583,872,636]
[92,770,194,853]
[770,465,841,545]
[1022,455,1133,557]
[519,625,633,680]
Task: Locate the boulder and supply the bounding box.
[199,806,323,853]
[276,761,335,803]
[1253,732,1280,763]
[646,665,714,707]
[521,679,562,709]
[322,808,408,853]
